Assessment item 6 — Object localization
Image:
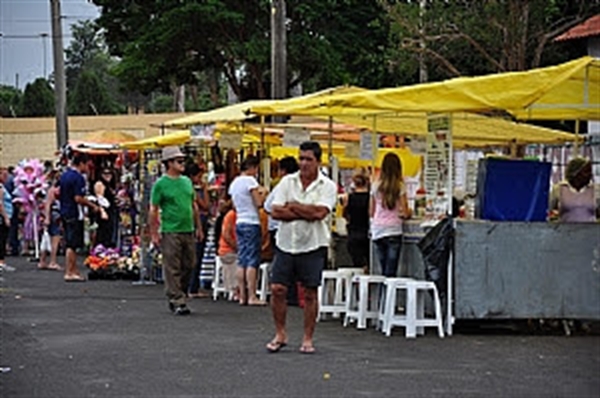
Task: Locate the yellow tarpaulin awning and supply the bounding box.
[250,56,600,121]
[119,131,191,150]
[83,130,139,144]
[163,86,365,129]
[268,146,421,177]
[331,112,580,148]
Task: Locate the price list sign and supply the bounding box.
[425,114,453,217]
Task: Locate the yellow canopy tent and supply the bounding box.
[249,56,600,121]
[83,130,138,144]
[331,112,580,148]
[162,86,365,129]
[119,131,191,150]
[269,146,421,177]
[215,131,282,146]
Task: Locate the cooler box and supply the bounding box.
[475,158,551,222]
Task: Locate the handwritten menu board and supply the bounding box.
[425,114,452,217]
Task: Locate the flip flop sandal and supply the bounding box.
[64,275,86,282]
[299,345,316,355]
[266,340,288,353]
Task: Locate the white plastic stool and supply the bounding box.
[379,278,444,338]
[256,262,271,302]
[212,257,233,301]
[317,270,354,321]
[344,275,387,329]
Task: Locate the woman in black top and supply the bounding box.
[343,169,370,270]
[94,169,116,248]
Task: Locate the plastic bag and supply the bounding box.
[40,229,52,253]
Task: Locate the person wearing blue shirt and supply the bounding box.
[0,168,14,271]
[59,154,101,282]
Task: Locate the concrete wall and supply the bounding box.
[0,113,187,167]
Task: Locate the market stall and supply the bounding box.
[249,56,600,333]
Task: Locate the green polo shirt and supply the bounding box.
[151,175,195,233]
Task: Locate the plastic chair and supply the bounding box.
[343,275,387,329]
[212,257,233,301]
[378,278,444,338]
[256,262,271,302]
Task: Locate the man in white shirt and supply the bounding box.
[228,155,266,306]
[266,142,337,354]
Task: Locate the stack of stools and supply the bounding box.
[317,268,364,321]
[211,257,233,301]
[378,278,444,338]
[255,262,271,302]
[343,275,387,329]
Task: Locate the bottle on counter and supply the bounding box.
[414,187,427,218]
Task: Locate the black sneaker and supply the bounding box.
[174,305,191,316]
[168,302,175,313]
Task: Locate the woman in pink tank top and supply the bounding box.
[370,153,411,276]
[550,158,597,223]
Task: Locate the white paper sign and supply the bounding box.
[219,133,242,150]
[345,142,360,158]
[359,132,375,160]
[190,124,215,140]
[283,128,310,148]
[408,136,427,155]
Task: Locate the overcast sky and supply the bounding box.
[0,0,99,89]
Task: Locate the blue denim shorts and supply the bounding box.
[48,221,61,237]
[235,223,261,268]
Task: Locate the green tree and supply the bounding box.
[69,70,117,115]
[0,85,22,117]
[92,0,393,102]
[65,20,126,114]
[380,0,600,82]
[21,78,54,117]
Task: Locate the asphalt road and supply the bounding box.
[1,257,599,398]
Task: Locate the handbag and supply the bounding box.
[40,229,52,253]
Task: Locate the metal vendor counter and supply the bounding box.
[454,220,600,320]
[333,220,600,322]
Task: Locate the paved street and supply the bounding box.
[1,256,599,398]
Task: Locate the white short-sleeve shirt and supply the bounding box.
[228,175,260,225]
[272,171,337,254]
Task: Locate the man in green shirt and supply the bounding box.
[150,146,203,315]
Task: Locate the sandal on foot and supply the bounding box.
[48,263,63,271]
[248,299,267,306]
[266,340,288,353]
[299,345,316,355]
[64,275,86,282]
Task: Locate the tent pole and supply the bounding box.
[369,115,378,276]
[328,116,333,175]
[574,119,580,156]
[133,149,156,286]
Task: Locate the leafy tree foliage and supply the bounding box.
[91,0,393,101]
[69,70,118,115]
[380,0,600,82]
[21,78,54,117]
[65,21,125,114]
[0,85,22,117]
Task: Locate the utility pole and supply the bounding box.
[418,0,428,83]
[271,0,287,100]
[50,0,69,149]
[40,33,49,79]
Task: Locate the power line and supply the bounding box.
[0,34,75,39]
[0,15,97,22]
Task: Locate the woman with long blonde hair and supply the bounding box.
[370,153,411,277]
